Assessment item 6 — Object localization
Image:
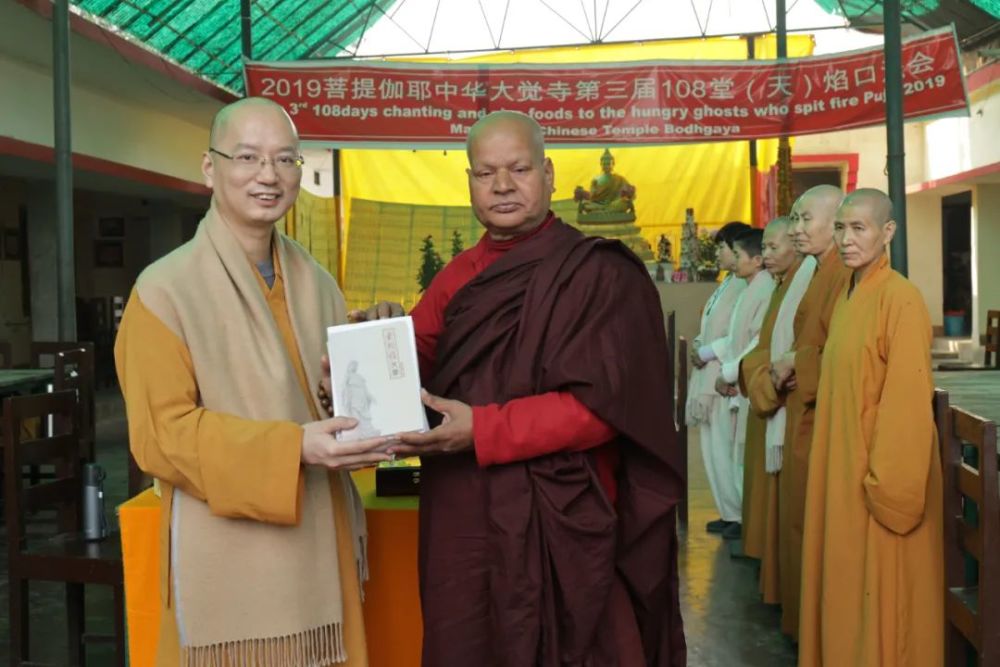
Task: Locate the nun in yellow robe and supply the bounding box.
[798,189,943,667]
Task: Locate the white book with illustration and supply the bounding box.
[326,316,429,442]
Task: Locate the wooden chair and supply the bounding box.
[3,390,125,666]
[985,310,999,369]
[939,395,1000,666]
[55,348,96,463]
[30,340,95,370]
[19,345,96,485]
[0,340,12,369]
[676,336,689,526]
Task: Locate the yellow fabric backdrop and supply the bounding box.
[282,189,340,270]
[291,35,814,303]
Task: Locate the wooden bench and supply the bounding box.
[937,390,999,666]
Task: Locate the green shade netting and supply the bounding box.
[72,0,398,92]
[815,0,999,20]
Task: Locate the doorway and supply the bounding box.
[791,167,842,201]
[941,191,972,337]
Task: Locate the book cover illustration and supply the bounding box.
[326,316,429,442]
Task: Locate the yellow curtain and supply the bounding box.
[297,34,814,300]
[281,188,341,275]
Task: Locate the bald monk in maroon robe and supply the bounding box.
[350,111,686,666]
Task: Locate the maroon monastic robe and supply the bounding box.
[418,219,685,666]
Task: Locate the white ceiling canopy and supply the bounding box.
[344,0,884,59]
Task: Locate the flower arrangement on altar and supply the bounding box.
[696,231,721,282]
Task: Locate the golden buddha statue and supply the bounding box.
[575,149,636,218]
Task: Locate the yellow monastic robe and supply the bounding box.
[740,257,804,602]
[798,255,943,666]
[779,246,851,638]
[115,254,368,666]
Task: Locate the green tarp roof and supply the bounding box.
[72,0,397,92]
[816,1,999,43]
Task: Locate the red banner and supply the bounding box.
[244,27,967,146]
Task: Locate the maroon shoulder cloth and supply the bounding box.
[419,218,685,667]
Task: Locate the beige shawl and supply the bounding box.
[765,254,817,473]
[137,205,366,666]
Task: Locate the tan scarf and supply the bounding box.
[722,269,776,473]
[765,255,817,473]
[137,205,366,666]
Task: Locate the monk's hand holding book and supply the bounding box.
[347,300,405,323]
[389,390,474,457]
[300,416,395,471]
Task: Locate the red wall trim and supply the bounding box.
[967,62,1000,94]
[15,0,238,105]
[792,152,860,192]
[906,161,1000,194]
[0,136,211,197]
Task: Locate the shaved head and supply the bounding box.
[209,97,298,148]
[467,111,546,165]
[834,187,897,274]
[800,184,844,209]
[840,188,894,226]
[764,215,791,235]
[465,110,554,239]
[762,216,797,277]
[202,96,301,231]
[790,184,844,257]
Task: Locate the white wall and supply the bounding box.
[907,190,945,327]
[921,85,1000,183]
[0,54,210,186]
[973,183,1000,340]
[794,122,926,190]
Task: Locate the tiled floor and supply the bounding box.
[1,371,995,665]
[676,429,798,667]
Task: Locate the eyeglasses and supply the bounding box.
[209,147,305,174]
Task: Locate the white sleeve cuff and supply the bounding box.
[721,359,740,385]
[698,345,716,362]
